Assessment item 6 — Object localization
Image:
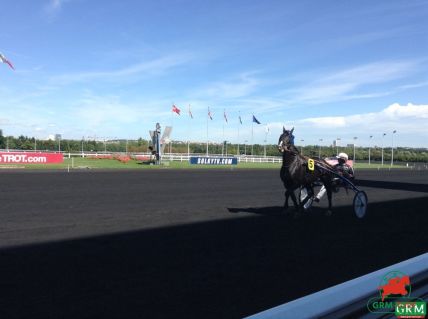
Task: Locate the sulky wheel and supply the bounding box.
[353,190,368,218]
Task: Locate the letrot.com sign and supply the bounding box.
[190,157,237,165]
[0,152,64,164]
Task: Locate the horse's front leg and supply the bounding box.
[288,189,301,217]
[283,190,289,211]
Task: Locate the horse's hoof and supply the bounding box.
[325,210,333,217]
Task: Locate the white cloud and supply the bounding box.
[0,118,11,126]
[74,95,142,127]
[50,53,193,84]
[398,81,428,90]
[298,103,428,129]
[300,116,347,128]
[282,60,420,105]
[381,103,428,119]
[264,103,428,146]
[191,72,261,100]
[44,0,71,16]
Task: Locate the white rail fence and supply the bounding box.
[246,252,428,319]
[3,149,427,167]
[1,149,282,163]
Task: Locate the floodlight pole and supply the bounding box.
[353,137,358,164]
[336,138,341,156]
[318,138,323,158]
[381,133,386,166]
[391,130,397,166]
[368,135,373,165]
[264,129,268,157]
[187,140,190,159]
[81,136,84,156]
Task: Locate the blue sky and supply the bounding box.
[0,0,427,147]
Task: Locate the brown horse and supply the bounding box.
[278,127,334,215]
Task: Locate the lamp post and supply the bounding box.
[381,133,386,166]
[300,139,304,155]
[81,136,84,156]
[263,139,267,157]
[318,138,323,158]
[368,135,373,165]
[353,137,358,164]
[391,130,397,166]
[264,126,269,157]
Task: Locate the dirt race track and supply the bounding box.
[0,168,427,318]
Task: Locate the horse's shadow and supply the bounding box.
[227,205,325,217]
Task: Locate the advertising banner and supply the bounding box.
[0,152,64,164]
[190,157,238,165]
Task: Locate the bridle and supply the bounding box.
[278,133,296,154]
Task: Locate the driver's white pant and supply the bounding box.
[315,185,327,200]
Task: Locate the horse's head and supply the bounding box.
[278,127,295,152]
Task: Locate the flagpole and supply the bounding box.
[237,112,241,156]
[170,105,174,154]
[237,124,240,155]
[187,121,190,160]
[222,123,224,156]
[251,120,254,156]
[264,125,268,157]
[187,104,191,159]
[206,107,209,156]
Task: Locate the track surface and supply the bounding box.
[1,168,427,318]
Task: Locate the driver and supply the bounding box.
[314,152,354,202]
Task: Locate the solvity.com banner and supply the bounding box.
[190,157,238,165]
[0,152,64,164]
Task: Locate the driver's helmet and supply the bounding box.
[337,152,348,163]
[290,134,295,145]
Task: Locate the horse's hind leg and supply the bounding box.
[288,190,302,218]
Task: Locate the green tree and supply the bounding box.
[0,129,5,149]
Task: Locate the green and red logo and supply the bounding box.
[379,271,411,301]
[367,271,426,318]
